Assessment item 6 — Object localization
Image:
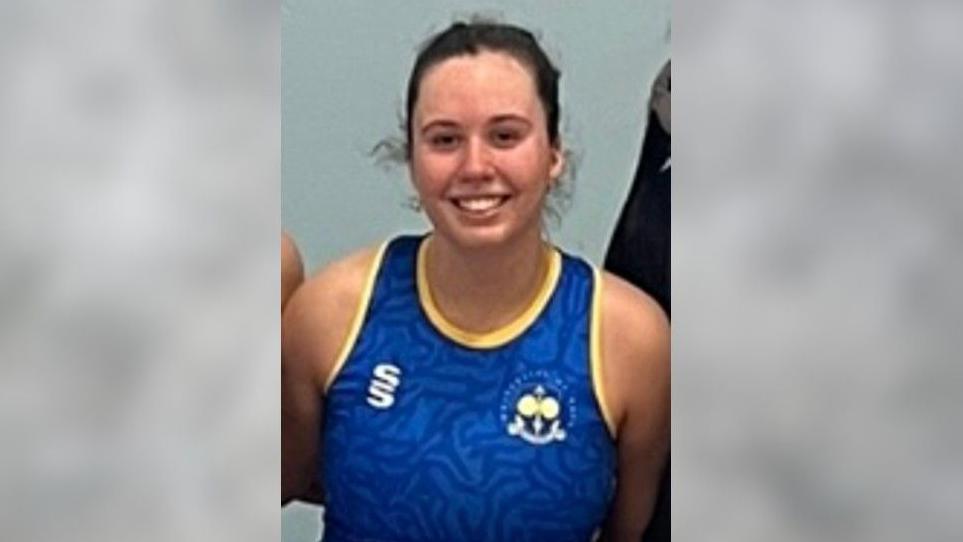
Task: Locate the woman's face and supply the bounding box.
[410,51,563,250]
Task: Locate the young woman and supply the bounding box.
[283,21,669,542]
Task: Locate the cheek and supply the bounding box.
[410,154,446,195]
[506,149,556,188]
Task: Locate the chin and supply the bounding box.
[433,221,520,251]
[425,202,541,251]
[447,228,513,249]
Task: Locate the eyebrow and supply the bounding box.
[489,114,531,125]
[420,119,459,133]
[420,114,532,133]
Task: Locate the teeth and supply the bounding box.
[456,196,503,212]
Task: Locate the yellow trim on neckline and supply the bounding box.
[416,237,561,350]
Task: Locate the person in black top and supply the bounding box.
[606,60,670,317]
[604,60,671,542]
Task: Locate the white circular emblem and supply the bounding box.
[500,370,576,446]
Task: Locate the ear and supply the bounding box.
[548,145,565,184]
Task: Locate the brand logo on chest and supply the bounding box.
[367,363,402,409]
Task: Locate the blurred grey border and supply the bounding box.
[1,1,279,541]
[676,1,963,540]
[4,0,963,541]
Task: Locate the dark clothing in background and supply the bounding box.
[605,109,670,317]
[604,61,671,542]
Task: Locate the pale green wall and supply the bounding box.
[282,2,669,539]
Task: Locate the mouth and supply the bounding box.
[449,195,511,214]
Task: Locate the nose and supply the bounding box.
[460,136,494,181]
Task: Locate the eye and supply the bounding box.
[427,133,461,150]
[490,128,522,148]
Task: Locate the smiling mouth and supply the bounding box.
[450,195,510,213]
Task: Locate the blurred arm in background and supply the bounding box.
[281,232,304,312]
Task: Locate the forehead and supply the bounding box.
[414,51,542,123]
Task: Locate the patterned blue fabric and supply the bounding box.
[320,235,616,542]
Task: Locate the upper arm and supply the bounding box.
[281,245,381,505]
[281,276,327,505]
[598,273,670,540]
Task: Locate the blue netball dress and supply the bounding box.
[319,235,617,542]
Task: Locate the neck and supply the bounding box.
[424,229,550,334]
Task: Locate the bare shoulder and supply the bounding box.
[300,245,382,312]
[597,271,670,433]
[282,244,384,389]
[599,271,669,351]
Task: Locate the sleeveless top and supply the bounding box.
[319,235,617,542]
